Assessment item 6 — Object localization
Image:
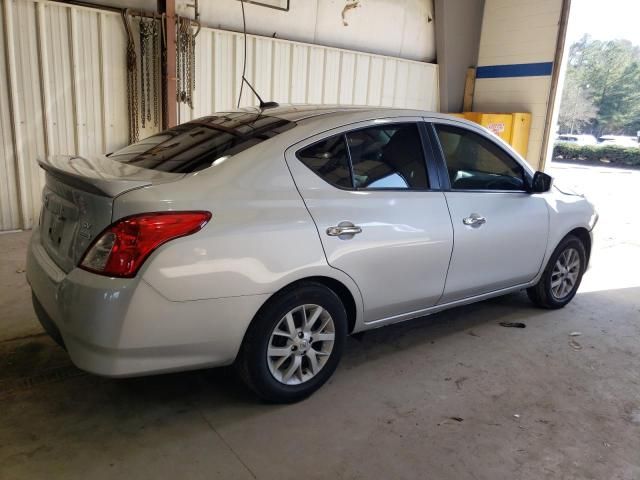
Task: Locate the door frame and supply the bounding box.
[284,116,455,325]
[424,117,537,193]
[424,117,550,302]
[285,116,444,193]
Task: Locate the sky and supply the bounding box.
[567,0,640,45]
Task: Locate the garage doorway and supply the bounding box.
[546,0,640,295]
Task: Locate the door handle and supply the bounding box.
[463,214,486,227]
[326,222,362,237]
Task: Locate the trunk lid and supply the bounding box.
[38,155,183,272]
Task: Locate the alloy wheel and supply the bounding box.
[267,304,335,385]
[550,247,581,300]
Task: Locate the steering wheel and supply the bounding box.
[484,176,521,190]
[484,178,507,189]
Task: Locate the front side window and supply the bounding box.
[434,124,525,191]
[297,123,429,190]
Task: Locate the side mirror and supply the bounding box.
[530,171,553,193]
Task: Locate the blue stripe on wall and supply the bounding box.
[476,62,554,79]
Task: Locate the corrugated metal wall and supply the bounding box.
[0,0,129,231]
[0,0,20,230]
[0,0,438,231]
[179,26,439,123]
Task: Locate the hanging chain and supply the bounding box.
[176,16,196,109]
[190,22,196,101]
[179,18,187,105]
[122,10,138,143]
[176,17,182,103]
[152,19,160,126]
[140,18,160,128]
[144,20,151,124]
[126,14,162,137]
[127,45,139,142]
[141,19,145,127]
[123,10,194,137]
[161,13,167,129]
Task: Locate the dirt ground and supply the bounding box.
[1,161,639,479]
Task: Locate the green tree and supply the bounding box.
[558,70,597,134]
[559,35,640,136]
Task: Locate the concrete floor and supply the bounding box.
[1,162,639,479]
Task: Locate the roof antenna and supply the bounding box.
[237,0,279,110]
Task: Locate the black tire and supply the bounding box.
[527,234,587,309]
[236,282,347,403]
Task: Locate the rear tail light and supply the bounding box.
[79,211,211,278]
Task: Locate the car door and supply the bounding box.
[429,121,549,304]
[285,118,453,324]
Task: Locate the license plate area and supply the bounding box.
[41,190,80,271]
[39,173,115,273]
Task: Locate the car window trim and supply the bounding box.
[342,132,356,189]
[418,121,441,191]
[427,121,532,194]
[295,120,441,193]
[424,121,450,190]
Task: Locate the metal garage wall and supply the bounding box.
[179,26,439,123]
[0,0,20,230]
[0,0,129,230]
[1,1,438,231]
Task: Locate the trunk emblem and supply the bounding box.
[79,222,93,239]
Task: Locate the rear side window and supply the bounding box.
[346,124,428,189]
[296,135,352,189]
[297,123,429,190]
[109,112,295,173]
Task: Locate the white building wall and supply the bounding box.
[95,0,436,62]
[473,0,563,168]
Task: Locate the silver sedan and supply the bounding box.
[27,106,598,402]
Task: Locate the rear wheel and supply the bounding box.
[236,282,347,403]
[527,235,586,309]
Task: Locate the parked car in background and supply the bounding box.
[555,134,598,146]
[27,106,598,403]
[597,135,639,148]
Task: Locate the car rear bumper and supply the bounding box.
[27,227,269,377]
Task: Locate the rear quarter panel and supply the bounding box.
[112,139,364,319]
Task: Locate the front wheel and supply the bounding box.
[236,282,347,403]
[527,234,587,309]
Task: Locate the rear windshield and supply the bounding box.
[108,112,295,173]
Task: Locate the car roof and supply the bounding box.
[240,104,461,124]
[230,104,534,173]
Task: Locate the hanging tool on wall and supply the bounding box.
[121,4,200,137]
[157,1,175,129]
[139,17,160,128]
[176,16,198,109]
[122,9,162,142]
[122,8,139,143]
